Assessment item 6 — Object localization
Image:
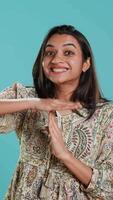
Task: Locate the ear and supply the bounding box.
[82,57,90,72]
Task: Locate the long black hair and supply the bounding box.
[32,25,108,118]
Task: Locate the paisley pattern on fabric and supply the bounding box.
[0,83,113,200]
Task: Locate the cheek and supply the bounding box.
[42,60,49,71]
[70,59,83,72]
[43,57,51,65]
[43,59,50,72]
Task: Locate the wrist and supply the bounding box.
[27,98,41,110]
[58,149,72,161]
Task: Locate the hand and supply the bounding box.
[48,111,69,160]
[32,98,82,112]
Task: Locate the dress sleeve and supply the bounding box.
[0,83,35,137]
[81,107,113,199]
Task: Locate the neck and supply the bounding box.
[55,83,77,101]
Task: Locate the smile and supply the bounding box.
[50,66,69,73]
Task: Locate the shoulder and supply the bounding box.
[14,82,37,98]
[98,101,113,115]
[96,101,113,128]
[0,82,37,99]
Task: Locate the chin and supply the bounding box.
[50,78,67,85]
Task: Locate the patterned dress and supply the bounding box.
[0,83,113,200]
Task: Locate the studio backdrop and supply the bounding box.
[0,0,113,199]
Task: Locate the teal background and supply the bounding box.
[0,0,113,199]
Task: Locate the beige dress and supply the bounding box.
[0,83,113,200]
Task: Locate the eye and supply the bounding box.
[64,50,75,56]
[44,51,55,57]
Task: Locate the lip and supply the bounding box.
[50,68,69,75]
[49,64,70,72]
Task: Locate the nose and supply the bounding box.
[51,54,64,64]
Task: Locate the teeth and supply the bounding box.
[51,68,68,72]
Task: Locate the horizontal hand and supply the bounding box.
[32,98,82,112]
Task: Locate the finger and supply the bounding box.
[75,102,82,109]
[49,112,62,138]
[51,99,72,106]
[54,99,81,107]
[48,112,57,136]
[68,102,82,109]
[53,101,82,110]
[49,112,59,131]
[52,114,63,134]
[48,113,59,139]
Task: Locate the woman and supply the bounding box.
[0,25,113,199]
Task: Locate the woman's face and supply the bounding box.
[42,34,87,86]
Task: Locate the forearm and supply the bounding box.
[0,98,38,115]
[61,151,92,186]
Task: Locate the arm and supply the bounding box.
[61,151,92,186]
[78,108,113,199]
[0,83,81,116]
[0,83,38,115]
[0,83,81,134]
[48,109,113,199]
[0,98,39,115]
[62,111,113,199]
[0,83,34,133]
[48,111,92,186]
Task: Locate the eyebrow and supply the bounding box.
[45,43,77,49]
[63,43,77,48]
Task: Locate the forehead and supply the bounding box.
[46,34,80,48]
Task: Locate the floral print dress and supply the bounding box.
[0,83,113,200]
